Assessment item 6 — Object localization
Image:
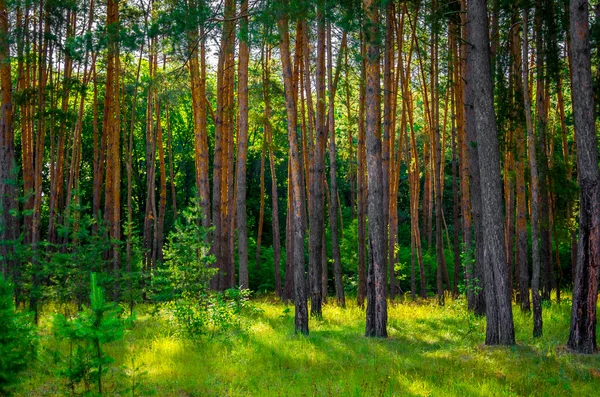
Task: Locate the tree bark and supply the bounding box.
[567,0,599,354]
[277,12,308,334]
[463,0,486,316]
[236,0,250,289]
[523,8,543,338]
[0,0,19,282]
[364,0,387,338]
[326,22,345,308]
[468,0,515,346]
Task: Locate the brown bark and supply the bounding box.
[188,0,210,231]
[364,0,387,338]
[450,21,460,297]
[510,16,530,312]
[463,0,485,316]
[357,35,367,308]
[143,37,158,273]
[382,0,394,297]
[534,0,553,301]
[277,12,308,334]
[456,3,473,309]
[567,0,599,354]
[104,0,121,298]
[432,0,444,305]
[236,0,250,289]
[468,0,515,345]
[326,23,345,307]
[17,5,33,245]
[523,8,543,337]
[213,0,236,290]
[255,133,266,270]
[0,0,19,281]
[308,0,326,318]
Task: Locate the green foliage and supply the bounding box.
[47,204,112,308]
[153,199,216,302]
[152,200,260,338]
[16,297,600,396]
[53,273,126,395]
[0,275,36,395]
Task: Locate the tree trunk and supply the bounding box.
[309,0,326,318]
[567,0,599,354]
[0,0,19,282]
[103,0,121,299]
[357,35,367,308]
[277,12,308,334]
[534,0,553,302]
[468,0,515,346]
[463,0,486,316]
[236,0,250,289]
[522,8,543,338]
[326,22,345,308]
[364,0,387,338]
[510,14,530,312]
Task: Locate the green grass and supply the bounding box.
[16,296,600,396]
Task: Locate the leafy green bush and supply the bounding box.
[0,275,36,395]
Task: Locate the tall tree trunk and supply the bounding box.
[235,0,250,288]
[255,134,266,271]
[188,0,210,231]
[522,8,543,337]
[468,0,515,346]
[357,35,368,307]
[236,0,250,289]
[30,2,50,319]
[0,0,19,282]
[450,23,460,297]
[326,22,345,307]
[309,0,326,318]
[283,158,294,302]
[432,0,444,305]
[103,0,121,299]
[277,12,308,334]
[534,0,553,302]
[364,0,387,338]
[463,0,486,316]
[567,0,599,354]
[382,0,394,297]
[510,14,530,312]
[457,3,473,309]
[17,5,34,246]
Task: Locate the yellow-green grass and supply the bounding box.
[16,296,600,396]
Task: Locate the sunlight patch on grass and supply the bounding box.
[14,295,600,396]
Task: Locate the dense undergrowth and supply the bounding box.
[14,294,600,397]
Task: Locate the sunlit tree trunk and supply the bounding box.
[364,0,387,338]
[326,23,345,307]
[277,11,308,334]
[103,0,121,299]
[236,0,250,289]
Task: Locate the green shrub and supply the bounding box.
[0,275,36,395]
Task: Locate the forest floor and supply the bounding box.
[16,294,600,397]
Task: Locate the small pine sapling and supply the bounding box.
[0,275,36,395]
[54,273,126,395]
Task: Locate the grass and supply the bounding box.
[15,295,600,396]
